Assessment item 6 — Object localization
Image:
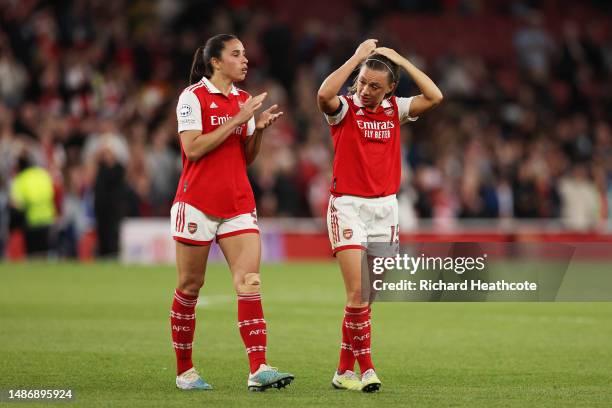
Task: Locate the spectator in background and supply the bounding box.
[558,163,600,231]
[55,165,88,258]
[146,126,180,216]
[0,177,8,256]
[93,140,126,258]
[9,154,56,256]
[0,38,28,108]
[513,11,555,80]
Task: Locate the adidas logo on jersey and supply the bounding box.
[356,109,365,115]
[210,102,218,109]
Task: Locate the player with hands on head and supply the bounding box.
[317,39,443,392]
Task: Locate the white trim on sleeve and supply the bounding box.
[397,96,419,124]
[177,90,203,132]
[324,96,349,126]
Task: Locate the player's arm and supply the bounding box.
[244,104,283,166]
[180,93,267,162]
[374,47,443,117]
[317,39,378,114]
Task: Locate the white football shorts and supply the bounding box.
[327,194,399,257]
[170,202,259,246]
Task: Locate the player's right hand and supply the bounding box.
[234,92,267,125]
[354,39,378,62]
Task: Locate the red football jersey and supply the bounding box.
[326,94,417,197]
[173,77,256,218]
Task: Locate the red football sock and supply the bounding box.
[171,289,198,375]
[337,309,357,373]
[345,306,374,373]
[237,293,267,373]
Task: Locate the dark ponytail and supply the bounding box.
[189,34,238,84]
[189,46,205,85]
[348,53,401,99]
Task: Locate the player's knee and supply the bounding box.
[178,276,205,296]
[237,272,261,293]
[346,288,366,307]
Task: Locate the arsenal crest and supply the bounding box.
[188,222,198,234]
[384,108,394,117]
[343,229,353,239]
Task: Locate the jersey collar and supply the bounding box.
[352,94,392,110]
[201,76,239,96]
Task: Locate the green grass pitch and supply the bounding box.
[1,261,611,407]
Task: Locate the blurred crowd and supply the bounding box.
[0,0,611,257]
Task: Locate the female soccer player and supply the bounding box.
[170,34,293,391]
[317,39,443,392]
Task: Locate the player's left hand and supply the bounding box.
[373,47,403,65]
[255,104,283,130]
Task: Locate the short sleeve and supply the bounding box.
[246,116,255,137]
[176,91,202,132]
[324,96,349,126]
[396,96,419,124]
